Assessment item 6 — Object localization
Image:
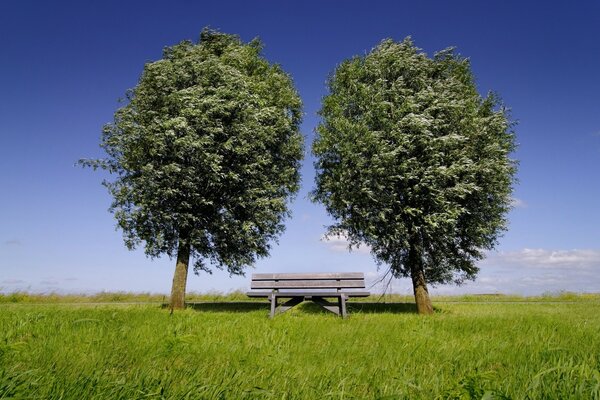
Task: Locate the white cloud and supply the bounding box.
[321,232,371,254]
[510,197,527,208]
[521,275,563,285]
[486,248,600,269]
[456,248,600,295]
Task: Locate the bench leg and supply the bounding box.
[339,294,347,319]
[269,294,277,318]
[270,295,304,317]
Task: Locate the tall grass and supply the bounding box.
[2,291,598,304]
[1,300,599,399]
[0,291,252,304]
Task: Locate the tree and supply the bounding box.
[312,38,517,314]
[81,29,303,310]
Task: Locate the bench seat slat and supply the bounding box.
[251,279,365,289]
[246,291,371,298]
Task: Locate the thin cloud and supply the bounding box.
[521,275,564,285]
[347,248,600,296]
[436,248,600,295]
[321,233,371,254]
[1,279,26,284]
[485,248,600,269]
[4,239,22,246]
[510,197,527,208]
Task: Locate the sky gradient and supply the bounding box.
[1,0,599,295]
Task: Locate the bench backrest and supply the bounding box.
[250,272,365,290]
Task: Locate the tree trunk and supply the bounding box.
[409,245,434,315]
[170,235,191,311]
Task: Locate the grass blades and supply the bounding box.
[1,298,599,399]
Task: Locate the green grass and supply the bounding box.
[1,297,599,399]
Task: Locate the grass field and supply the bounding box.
[1,294,599,399]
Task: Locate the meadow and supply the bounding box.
[1,294,599,399]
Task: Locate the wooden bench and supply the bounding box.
[246,272,370,318]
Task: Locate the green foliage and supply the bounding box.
[313,38,517,285]
[1,300,599,398]
[81,28,303,274]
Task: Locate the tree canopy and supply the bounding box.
[81,29,303,308]
[312,38,517,313]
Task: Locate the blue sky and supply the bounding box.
[1,0,599,296]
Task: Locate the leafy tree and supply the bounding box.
[312,38,517,314]
[81,29,303,309]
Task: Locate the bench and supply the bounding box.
[246,272,370,318]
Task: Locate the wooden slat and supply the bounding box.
[304,291,369,298]
[252,272,364,281]
[245,291,273,298]
[246,291,370,298]
[251,279,365,289]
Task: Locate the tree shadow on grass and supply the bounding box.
[284,301,420,315]
[181,301,436,315]
[185,302,270,313]
[298,302,445,315]
[184,301,365,314]
[348,302,418,314]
